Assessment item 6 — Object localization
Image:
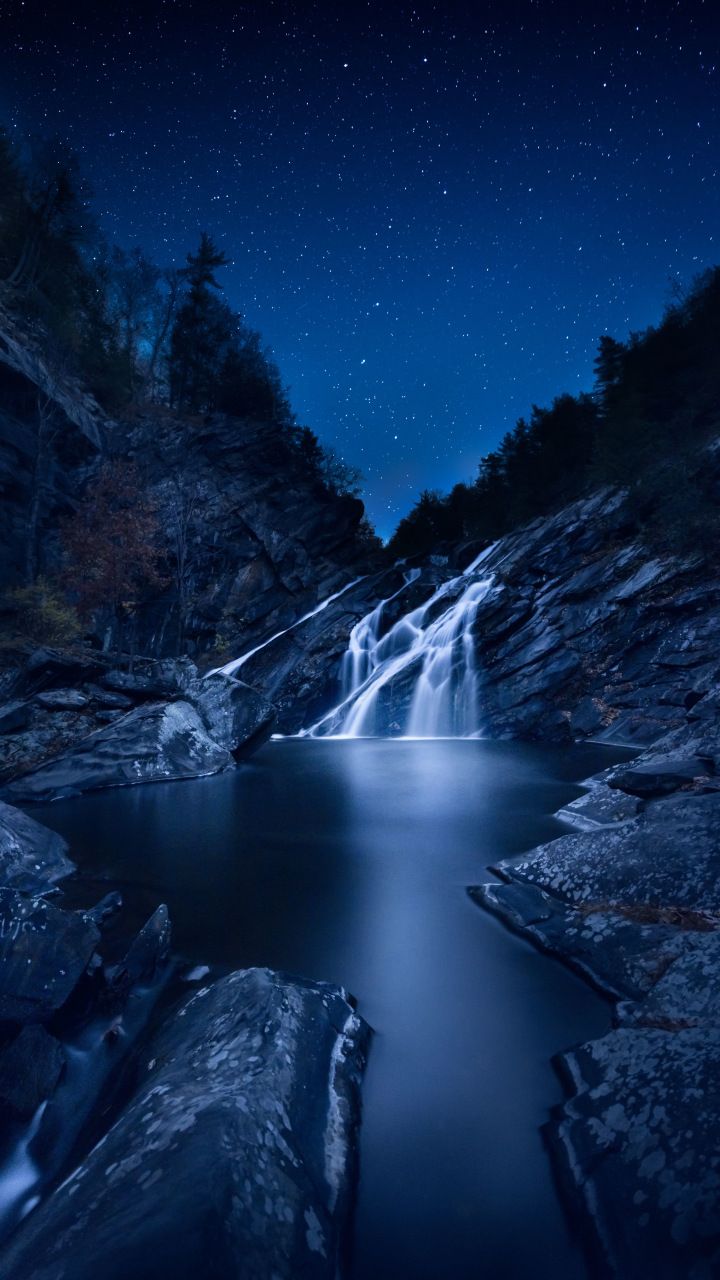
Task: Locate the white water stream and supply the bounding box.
[306,545,497,738]
[210,574,367,678]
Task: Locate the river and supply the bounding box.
[32,737,625,1280]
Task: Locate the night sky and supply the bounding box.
[1,1,718,537]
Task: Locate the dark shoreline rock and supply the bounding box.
[1,699,233,804]
[471,727,720,1277]
[0,890,100,1023]
[1,967,370,1280]
[0,653,277,800]
[551,1029,720,1280]
[0,800,74,890]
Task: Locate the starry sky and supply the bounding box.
[1,0,719,537]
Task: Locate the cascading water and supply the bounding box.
[210,574,367,679]
[305,546,497,739]
[339,567,422,698]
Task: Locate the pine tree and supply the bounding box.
[593,335,625,414]
[168,233,231,412]
[6,138,88,292]
[0,127,25,277]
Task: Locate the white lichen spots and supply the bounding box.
[639,1149,666,1179]
[304,1206,326,1257]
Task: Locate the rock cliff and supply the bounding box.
[0,302,370,662]
[227,483,719,745]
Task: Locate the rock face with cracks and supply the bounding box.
[1,699,234,803]
[0,800,74,890]
[473,711,720,1277]
[1,967,370,1280]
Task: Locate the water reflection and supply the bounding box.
[33,739,627,1280]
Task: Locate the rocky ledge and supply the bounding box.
[0,650,275,802]
[471,711,720,1276]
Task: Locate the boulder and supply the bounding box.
[84,891,123,928]
[1,700,233,804]
[474,880,688,1000]
[191,672,276,757]
[103,904,171,1005]
[0,889,100,1023]
[101,670,179,700]
[21,648,105,692]
[494,793,720,914]
[608,757,715,798]
[0,801,74,891]
[34,688,90,711]
[551,1028,720,1278]
[0,700,30,735]
[81,684,134,710]
[1,968,370,1280]
[0,1025,65,1118]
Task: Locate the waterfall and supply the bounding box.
[305,546,496,739]
[339,567,421,699]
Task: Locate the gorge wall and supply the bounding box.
[0,301,370,664]
[231,481,719,747]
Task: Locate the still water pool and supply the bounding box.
[34,738,626,1280]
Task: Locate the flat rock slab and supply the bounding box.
[1,700,232,803]
[557,784,643,830]
[552,1028,720,1279]
[0,889,100,1023]
[618,933,720,1029]
[0,801,74,892]
[1,967,370,1280]
[34,689,90,711]
[608,757,715,798]
[495,793,720,914]
[101,670,179,700]
[473,881,688,999]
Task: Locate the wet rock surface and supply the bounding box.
[494,792,720,915]
[553,1029,720,1280]
[0,889,100,1023]
[472,719,720,1277]
[1,967,370,1280]
[0,800,74,891]
[1,699,233,803]
[0,654,279,795]
[0,1025,66,1119]
[190,671,276,757]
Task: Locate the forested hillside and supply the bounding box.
[390,267,720,558]
[0,129,378,664]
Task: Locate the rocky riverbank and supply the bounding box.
[0,649,275,802]
[472,710,720,1276]
[229,479,719,1275]
[0,795,369,1276]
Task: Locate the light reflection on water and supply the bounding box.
[32,738,627,1280]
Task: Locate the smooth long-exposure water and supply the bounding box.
[33,739,625,1280]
